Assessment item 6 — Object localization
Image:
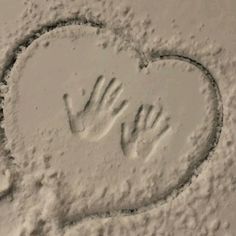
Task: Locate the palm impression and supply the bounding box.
[2,25,221,221]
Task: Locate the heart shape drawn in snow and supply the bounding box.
[1,17,222,224]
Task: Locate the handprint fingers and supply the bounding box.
[151,104,163,128]
[100,78,122,107]
[144,105,155,128]
[63,93,76,132]
[113,100,129,117]
[87,75,105,108]
[153,117,169,142]
[121,122,130,145]
[134,105,150,132]
[107,84,123,109]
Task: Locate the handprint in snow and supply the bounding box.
[63,76,128,141]
[121,103,170,160]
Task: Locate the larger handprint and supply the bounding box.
[63,76,128,141]
[121,103,170,160]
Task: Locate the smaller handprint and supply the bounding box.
[63,75,128,141]
[121,103,170,160]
